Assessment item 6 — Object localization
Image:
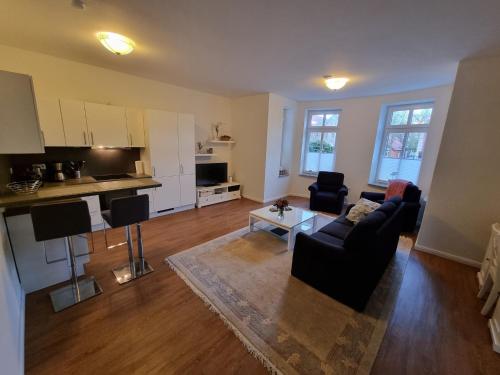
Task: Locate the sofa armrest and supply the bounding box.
[308,182,319,193]
[338,185,348,196]
[360,191,385,202]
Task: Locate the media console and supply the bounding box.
[196,182,241,208]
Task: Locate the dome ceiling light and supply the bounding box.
[96,32,135,55]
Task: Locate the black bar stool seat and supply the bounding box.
[101,194,153,284]
[31,200,102,312]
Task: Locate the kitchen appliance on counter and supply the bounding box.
[53,162,65,181]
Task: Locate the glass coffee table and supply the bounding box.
[248,205,318,251]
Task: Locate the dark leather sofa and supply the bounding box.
[308,172,348,214]
[291,196,405,311]
[360,182,421,232]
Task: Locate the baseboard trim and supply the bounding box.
[241,194,264,203]
[288,193,309,199]
[414,243,481,268]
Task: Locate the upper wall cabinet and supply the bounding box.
[126,108,146,147]
[0,71,44,154]
[85,102,128,147]
[37,97,66,146]
[60,99,89,147]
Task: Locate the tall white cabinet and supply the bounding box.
[141,110,196,213]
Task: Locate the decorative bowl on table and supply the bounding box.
[6,180,42,195]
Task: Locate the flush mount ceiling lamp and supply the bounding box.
[324,76,349,90]
[96,32,135,55]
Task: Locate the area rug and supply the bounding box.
[166,227,411,375]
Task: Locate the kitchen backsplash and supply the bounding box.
[6,147,141,180]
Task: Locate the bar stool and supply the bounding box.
[101,194,153,284]
[30,200,103,312]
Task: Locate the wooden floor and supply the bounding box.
[25,197,500,374]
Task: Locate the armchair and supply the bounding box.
[360,181,421,232]
[308,172,348,214]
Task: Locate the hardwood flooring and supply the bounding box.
[24,197,500,374]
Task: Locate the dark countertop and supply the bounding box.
[0,176,161,209]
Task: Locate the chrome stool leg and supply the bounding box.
[136,222,153,277]
[49,236,103,312]
[111,223,153,284]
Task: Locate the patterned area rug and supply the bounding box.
[166,227,411,375]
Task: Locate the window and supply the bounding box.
[301,109,340,176]
[371,102,434,185]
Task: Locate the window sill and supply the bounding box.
[368,181,388,189]
[299,173,318,179]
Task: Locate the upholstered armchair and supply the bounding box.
[360,181,421,232]
[308,172,348,214]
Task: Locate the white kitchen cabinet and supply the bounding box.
[143,110,180,177]
[137,188,155,214]
[37,97,65,146]
[125,108,146,147]
[60,99,89,147]
[0,70,44,154]
[178,113,196,175]
[153,176,181,211]
[85,102,128,147]
[179,174,196,205]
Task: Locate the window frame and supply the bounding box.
[300,109,341,177]
[373,102,434,186]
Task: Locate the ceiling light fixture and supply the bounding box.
[96,32,135,55]
[324,76,349,90]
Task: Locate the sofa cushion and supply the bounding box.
[319,221,352,240]
[375,201,397,216]
[334,215,354,226]
[346,198,381,224]
[315,191,338,201]
[311,231,345,247]
[387,196,402,205]
[344,211,387,250]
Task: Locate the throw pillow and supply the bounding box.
[346,198,381,224]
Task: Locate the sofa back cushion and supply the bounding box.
[317,171,344,192]
[375,201,397,216]
[344,211,387,250]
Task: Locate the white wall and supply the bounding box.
[0,213,24,375]
[417,56,500,265]
[231,94,269,201]
[263,93,297,202]
[289,85,453,202]
[0,44,233,172]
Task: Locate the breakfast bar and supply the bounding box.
[0,177,161,293]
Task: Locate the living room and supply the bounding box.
[0,1,499,374]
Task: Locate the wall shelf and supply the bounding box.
[195,153,217,157]
[208,139,236,144]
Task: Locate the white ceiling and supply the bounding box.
[1,0,500,100]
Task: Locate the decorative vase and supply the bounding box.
[277,207,284,218]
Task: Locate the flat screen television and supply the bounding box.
[196,163,228,186]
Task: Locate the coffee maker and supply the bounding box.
[52,162,65,181]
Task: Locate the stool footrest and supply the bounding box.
[50,276,103,312]
[112,260,154,284]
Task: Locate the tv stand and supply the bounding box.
[196,182,241,208]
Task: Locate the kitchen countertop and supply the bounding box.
[0,176,161,209]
